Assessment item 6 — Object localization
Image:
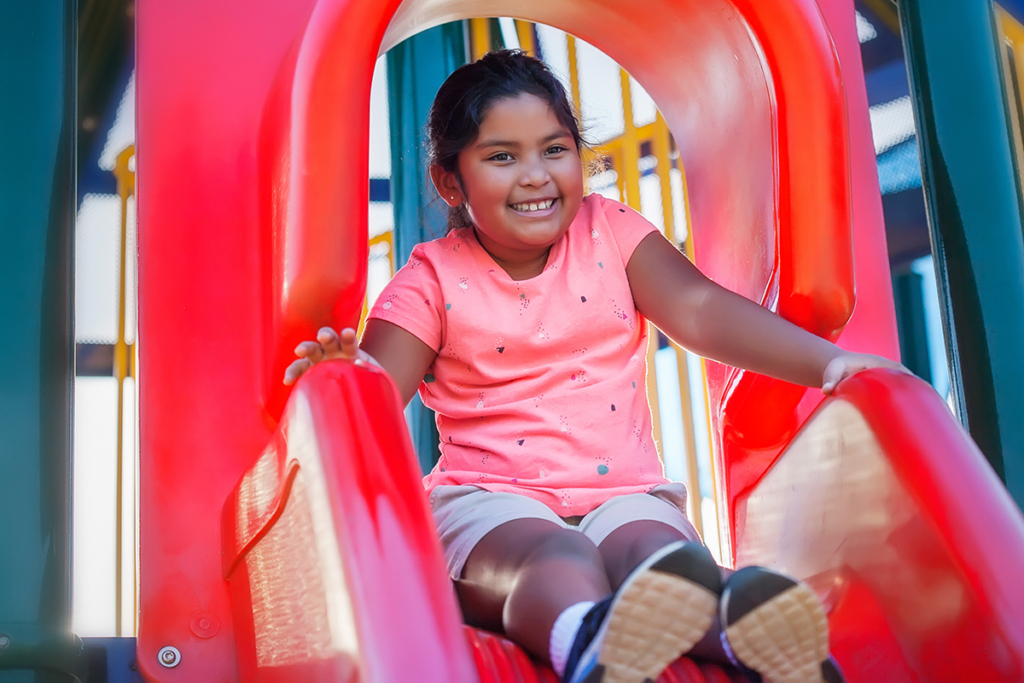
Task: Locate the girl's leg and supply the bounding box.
[597,520,732,663]
[455,517,610,663]
[597,520,839,681]
[597,519,689,590]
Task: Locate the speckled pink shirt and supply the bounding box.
[368,194,668,515]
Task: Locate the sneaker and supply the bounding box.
[565,541,722,683]
[719,567,843,683]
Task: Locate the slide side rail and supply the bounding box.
[735,369,1024,683]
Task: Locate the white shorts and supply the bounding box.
[428,483,702,580]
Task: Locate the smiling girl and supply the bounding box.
[285,50,902,683]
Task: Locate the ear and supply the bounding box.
[429,164,464,207]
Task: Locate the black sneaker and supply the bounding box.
[719,567,843,683]
[564,541,722,683]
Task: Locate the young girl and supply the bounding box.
[285,50,902,683]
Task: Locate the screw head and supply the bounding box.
[0,634,9,649]
[157,646,181,668]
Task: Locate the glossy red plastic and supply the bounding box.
[222,361,476,681]
[735,369,1024,681]
[137,0,1020,681]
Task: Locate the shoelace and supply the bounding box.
[562,595,614,682]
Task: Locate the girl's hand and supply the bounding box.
[821,353,910,395]
[283,327,380,385]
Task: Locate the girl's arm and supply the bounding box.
[284,319,437,405]
[626,232,907,393]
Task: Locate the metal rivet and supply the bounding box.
[0,634,9,649]
[158,646,181,668]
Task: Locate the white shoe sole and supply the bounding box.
[580,543,721,683]
[722,581,830,683]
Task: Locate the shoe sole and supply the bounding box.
[722,578,830,683]
[591,543,721,683]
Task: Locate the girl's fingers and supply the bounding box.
[317,327,342,356]
[283,358,312,385]
[286,327,365,385]
[294,340,324,362]
[821,353,910,395]
[339,328,359,359]
[821,357,848,395]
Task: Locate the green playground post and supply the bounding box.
[387,22,469,474]
[0,2,86,681]
[899,0,1024,507]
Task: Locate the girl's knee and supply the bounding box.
[526,527,602,566]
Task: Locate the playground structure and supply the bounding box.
[4,0,1024,681]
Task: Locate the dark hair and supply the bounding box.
[426,50,588,230]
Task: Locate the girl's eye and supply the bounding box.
[546,145,568,155]
[489,152,513,162]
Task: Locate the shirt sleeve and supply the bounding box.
[366,245,445,352]
[592,194,660,269]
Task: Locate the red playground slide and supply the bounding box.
[135,0,1024,680]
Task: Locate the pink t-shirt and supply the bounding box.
[368,193,669,515]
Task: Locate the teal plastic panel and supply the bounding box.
[0,1,82,680]
[899,0,1024,507]
[386,23,468,474]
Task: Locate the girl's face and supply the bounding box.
[434,93,585,270]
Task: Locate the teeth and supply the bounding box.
[513,199,554,212]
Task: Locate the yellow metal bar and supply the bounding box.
[470,18,491,60]
[861,0,900,33]
[368,230,394,254]
[998,8,1024,206]
[112,144,136,636]
[646,326,662,458]
[672,343,703,531]
[515,20,535,56]
[632,121,657,145]
[678,147,696,262]
[612,148,625,201]
[652,114,676,240]
[699,356,725,562]
[360,230,396,336]
[566,34,582,117]
[618,69,642,209]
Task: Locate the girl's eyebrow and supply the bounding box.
[475,130,572,149]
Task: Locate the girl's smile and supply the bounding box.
[432,93,585,279]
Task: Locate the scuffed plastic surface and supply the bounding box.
[736,369,1024,682]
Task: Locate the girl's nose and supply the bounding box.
[519,157,552,187]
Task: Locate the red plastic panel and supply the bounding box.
[708,0,900,558]
[138,0,896,679]
[224,362,476,682]
[137,1,319,678]
[258,0,407,416]
[734,369,1024,681]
